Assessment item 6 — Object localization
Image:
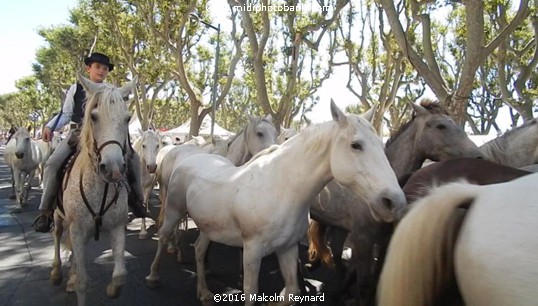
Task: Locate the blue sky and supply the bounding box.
[0,0,78,94]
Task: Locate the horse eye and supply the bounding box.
[91,113,98,121]
[142,145,146,149]
[257,132,264,137]
[351,142,363,151]
[437,124,446,130]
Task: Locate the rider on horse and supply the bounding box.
[33,52,151,232]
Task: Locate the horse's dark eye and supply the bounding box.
[91,113,98,121]
[351,142,363,151]
[437,124,446,130]
[142,145,146,149]
[257,132,264,137]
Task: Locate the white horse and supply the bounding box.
[147,101,406,305]
[155,115,278,258]
[4,128,42,207]
[378,173,538,306]
[480,118,538,168]
[132,129,166,239]
[277,126,298,144]
[49,74,136,306]
[36,133,62,185]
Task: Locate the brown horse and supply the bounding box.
[403,158,531,203]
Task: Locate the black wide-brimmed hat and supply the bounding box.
[84,52,114,71]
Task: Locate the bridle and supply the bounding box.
[80,136,129,241]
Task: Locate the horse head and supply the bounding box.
[139,130,160,173]
[244,114,278,154]
[409,101,483,161]
[78,73,136,183]
[12,128,32,159]
[329,100,406,222]
[277,126,298,144]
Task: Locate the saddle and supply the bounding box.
[56,129,81,215]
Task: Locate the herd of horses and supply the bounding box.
[3,76,537,306]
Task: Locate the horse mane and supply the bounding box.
[244,144,280,164]
[386,99,448,147]
[13,126,31,138]
[480,119,538,165]
[243,119,339,166]
[78,83,128,170]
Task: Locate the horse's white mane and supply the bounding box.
[244,118,358,165]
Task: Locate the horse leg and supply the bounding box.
[241,241,264,306]
[194,232,214,303]
[12,169,22,206]
[9,167,16,200]
[50,211,64,286]
[273,245,301,306]
[347,232,376,306]
[173,217,189,263]
[66,260,77,293]
[145,204,181,288]
[106,225,126,299]
[70,225,89,306]
[24,170,35,204]
[138,182,152,240]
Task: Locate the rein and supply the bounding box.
[80,138,127,241]
[79,171,121,241]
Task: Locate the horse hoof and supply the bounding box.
[50,274,62,286]
[145,277,160,289]
[138,232,149,240]
[198,291,214,303]
[106,284,122,299]
[66,283,75,292]
[166,245,175,254]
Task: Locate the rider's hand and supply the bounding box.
[42,127,53,142]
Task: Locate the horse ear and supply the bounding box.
[247,114,256,123]
[120,77,138,100]
[362,104,377,123]
[330,99,348,127]
[77,72,101,96]
[409,101,429,116]
[264,114,273,123]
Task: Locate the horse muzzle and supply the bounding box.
[99,160,127,183]
[147,164,157,174]
[370,188,408,223]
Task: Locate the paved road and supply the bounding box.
[0,146,342,306]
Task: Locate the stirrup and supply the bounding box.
[32,214,54,233]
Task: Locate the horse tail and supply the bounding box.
[307,220,334,268]
[61,227,73,252]
[377,181,479,306]
[157,186,166,229]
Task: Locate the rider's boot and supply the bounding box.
[33,181,56,233]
